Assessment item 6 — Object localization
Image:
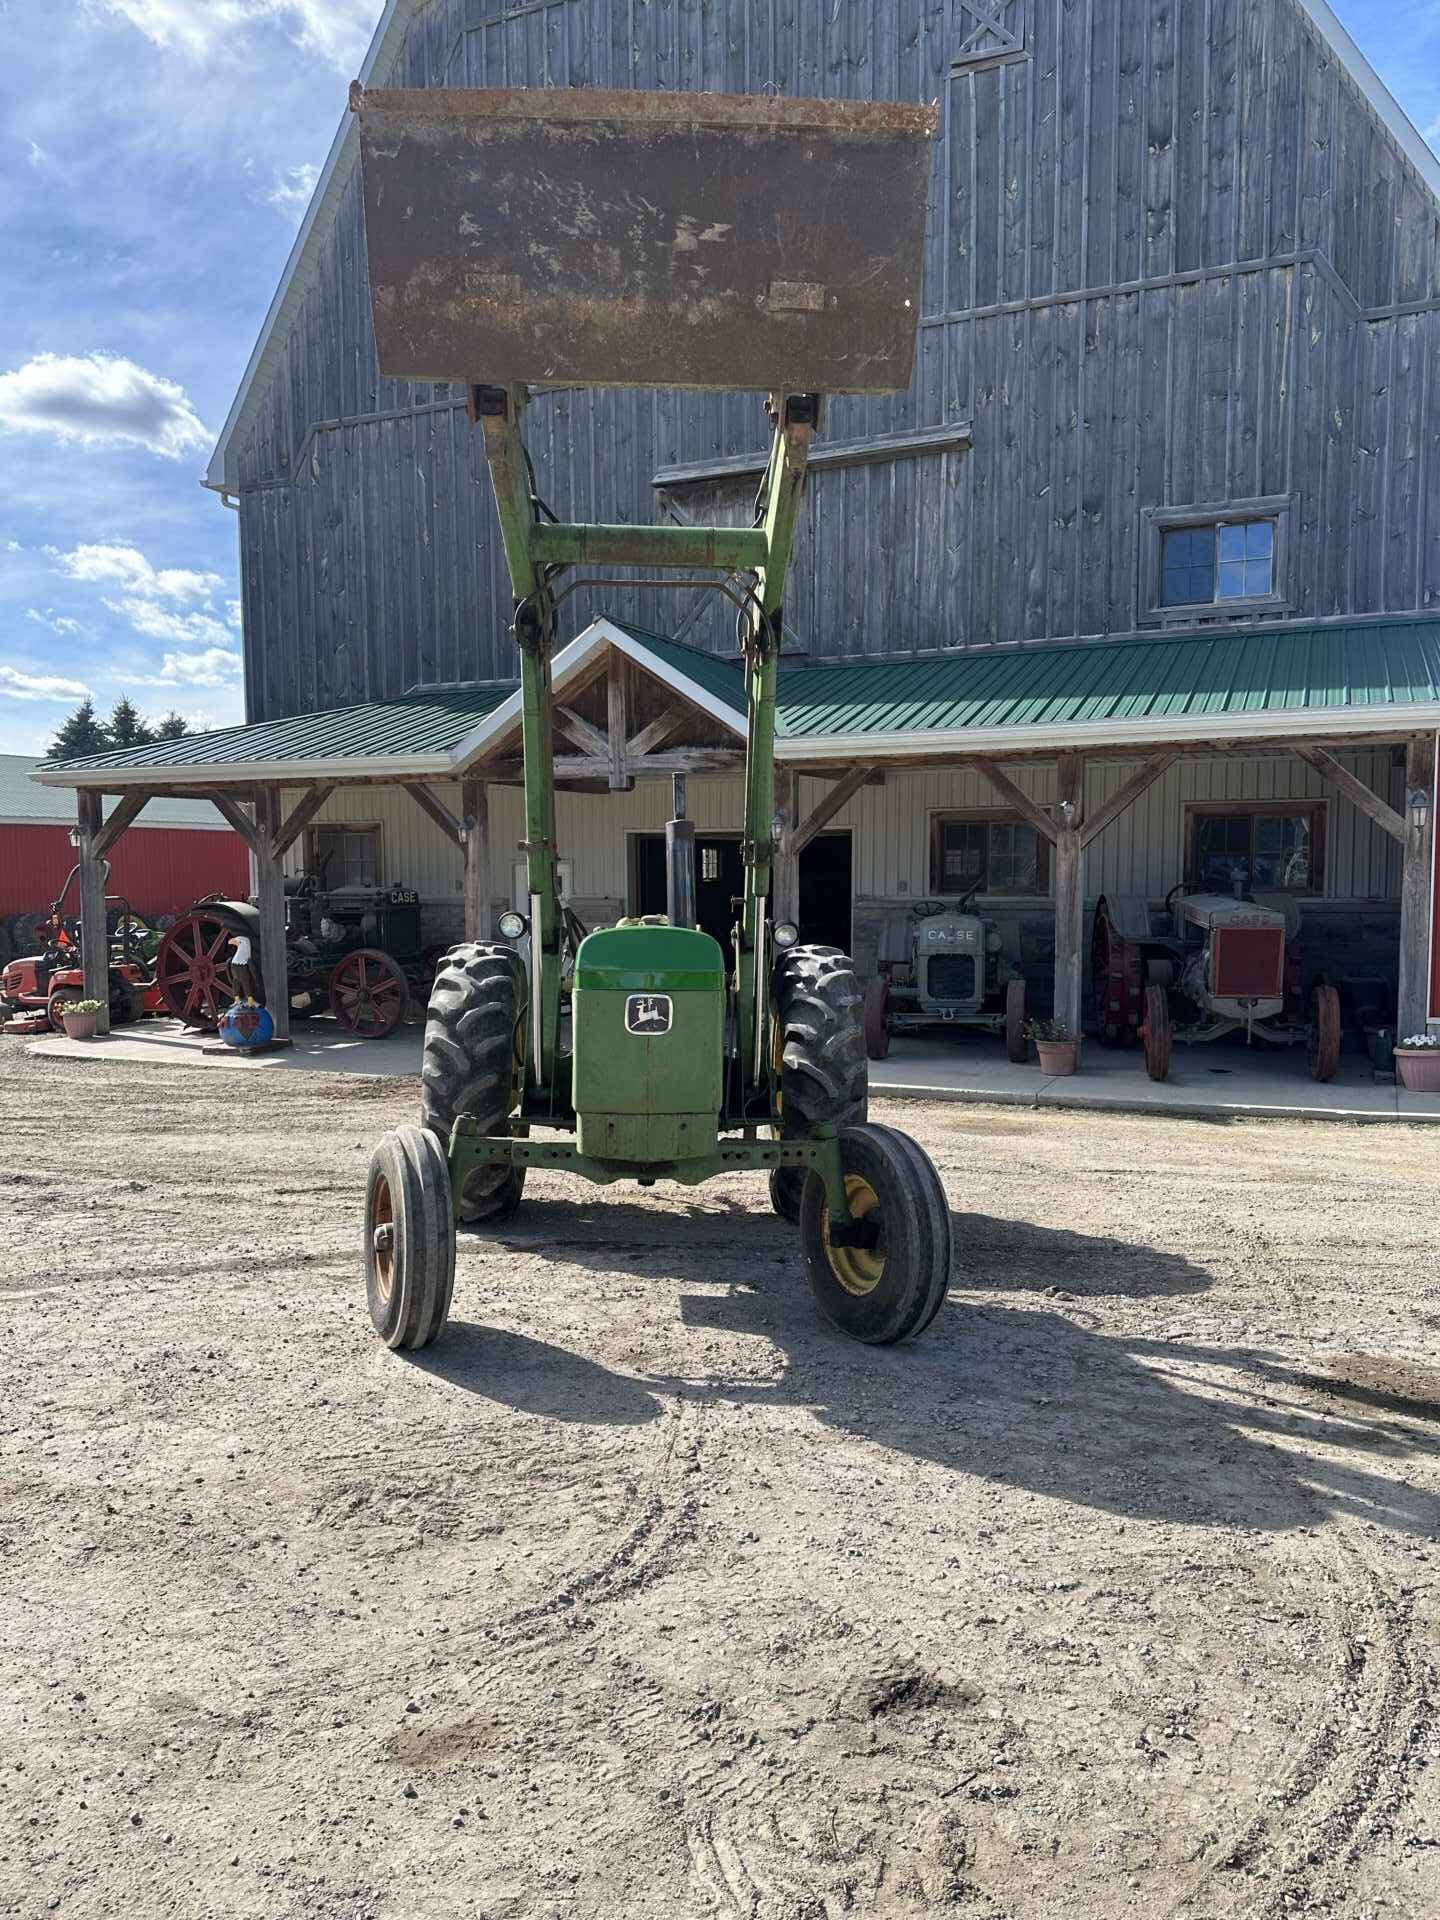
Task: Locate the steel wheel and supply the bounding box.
[154,907,254,1029]
[331,948,409,1038]
[1005,976,1027,1062]
[862,976,891,1059]
[1309,983,1342,1082]
[1140,982,1172,1082]
[364,1126,456,1350]
[798,1124,951,1344]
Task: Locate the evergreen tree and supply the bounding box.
[107,696,155,750]
[154,711,191,741]
[47,698,111,761]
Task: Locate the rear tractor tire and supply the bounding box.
[770,945,868,1224]
[421,942,526,1226]
[799,1124,952,1344]
[365,1126,456,1350]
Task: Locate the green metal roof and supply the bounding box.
[770,620,1440,738]
[30,617,1440,788]
[35,682,515,777]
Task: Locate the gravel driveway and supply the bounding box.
[3,1046,1439,1919]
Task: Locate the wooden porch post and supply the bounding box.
[461,777,491,942]
[1399,733,1437,1038]
[772,765,798,924]
[1051,753,1087,1035]
[76,789,109,1036]
[252,789,291,1043]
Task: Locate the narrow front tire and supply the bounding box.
[798,1124,951,1344]
[365,1126,456,1350]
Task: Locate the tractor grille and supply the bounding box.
[926,955,978,1003]
[1212,925,1286,999]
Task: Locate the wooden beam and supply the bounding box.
[974,759,1060,844]
[485,750,742,780]
[1079,752,1177,849]
[252,789,291,1043]
[1293,744,1408,844]
[772,765,798,923]
[627,700,690,759]
[791,762,878,856]
[272,784,336,860]
[1398,734,1436,1037]
[77,790,110,1036]
[405,781,463,848]
[461,776,490,942]
[207,791,260,850]
[553,706,611,760]
[1051,752,1087,1037]
[91,789,150,861]
[608,656,631,791]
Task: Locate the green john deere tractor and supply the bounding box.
[352,82,952,1348]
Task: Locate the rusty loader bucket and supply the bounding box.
[350,84,937,393]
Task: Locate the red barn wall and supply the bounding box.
[0,825,249,920]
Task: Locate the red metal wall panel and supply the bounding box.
[0,824,249,920]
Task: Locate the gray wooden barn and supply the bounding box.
[35,0,1440,1055]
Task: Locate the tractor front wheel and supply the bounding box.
[421,943,526,1225]
[1141,982,1172,1082]
[365,1126,456,1350]
[799,1125,951,1344]
[1309,983,1342,1082]
[862,977,891,1060]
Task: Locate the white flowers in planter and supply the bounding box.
[1398,1033,1440,1049]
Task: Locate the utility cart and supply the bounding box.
[352,82,953,1348]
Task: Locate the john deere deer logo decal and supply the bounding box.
[625,994,673,1035]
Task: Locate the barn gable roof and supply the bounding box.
[204,0,1440,499]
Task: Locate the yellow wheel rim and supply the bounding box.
[821,1174,885,1296]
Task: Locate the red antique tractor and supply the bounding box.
[0,866,166,1033]
[1092,887,1342,1082]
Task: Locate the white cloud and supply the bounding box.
[136,647,244,688]
[118,603,237,651]
[98,0,380,71]
[0,353,210,459]
[57,542,221,602]
[266,161,321,220]
[26,608,83,637]
[26,141,49,168]
[0,665,91,703]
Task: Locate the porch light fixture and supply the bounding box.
[1408,785,1432,833]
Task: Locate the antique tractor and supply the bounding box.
[153,879,428,1038]
[863,892,1027,1061]
[1092,887,1342,1082]
[353,81,953,1349]
[0,865,165,1033]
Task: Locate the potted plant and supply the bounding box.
[1024,1018,1080,1076]
[1394,1032,1440,1092]
[56,998,104,1041]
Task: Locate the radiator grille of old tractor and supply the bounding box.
[1211,925,1286,1000]
[927,955,978,1003]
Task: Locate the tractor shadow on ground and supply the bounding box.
[404,1323,665,1427]
[453,1193,1440,1541]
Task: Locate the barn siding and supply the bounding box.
[0,826,250,922]
[233,0,1440,723]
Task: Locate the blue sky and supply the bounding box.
[0,0,1437,756]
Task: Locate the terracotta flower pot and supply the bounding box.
[61,1010,99,1041]
[1035,1039,1079,1077]
[1395,1047,1440,1093]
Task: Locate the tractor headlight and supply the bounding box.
[498,910,528,941]
[772,921,799,950]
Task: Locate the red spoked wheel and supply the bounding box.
[330,949,409,1039]
[1140,982,1172,1083]
[154,908,252,1029]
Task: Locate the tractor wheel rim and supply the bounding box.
[371,1175,395,1304]
[821,1174,885,1296]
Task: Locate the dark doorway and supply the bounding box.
[798,831,853,954]
[633,833,745,962]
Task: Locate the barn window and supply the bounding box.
[931,812,1048,895]
[1186,803,1324,895]
[1161,519,1275,607]
[310,825,381,890]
